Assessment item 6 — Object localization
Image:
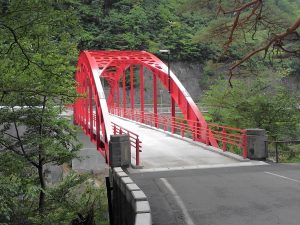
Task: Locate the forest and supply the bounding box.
[0,0,299,224]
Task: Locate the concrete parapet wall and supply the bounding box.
[110,167,152,225]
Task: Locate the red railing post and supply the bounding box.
[192,121,196,141]
[205,124,209,145]
[242,130,248,159]
[89,86,93,137]
[140,65,145,123]
[85,82,89,133]
[130,65,134,120]
[153,74,158,128]
[122,70,126,116]
[135,110,138,122]
[113,125,116,135]
[96,110,100,150]
[116,80,120,115]
[222,128,227,151]
[136,138,140,166]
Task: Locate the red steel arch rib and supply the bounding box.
[74,50,218,157]
[74,51,113,163]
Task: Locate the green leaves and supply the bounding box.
[76,0,218,61]
[0,1,84,223]
[203,78,300,140]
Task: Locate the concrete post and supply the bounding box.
[109,134,131,168]
[246,129,267,160]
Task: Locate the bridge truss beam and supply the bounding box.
[74,50,220,164]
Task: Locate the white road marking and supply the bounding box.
[264,172,300,183]
[160,178,195,225]
[129,161,268,173]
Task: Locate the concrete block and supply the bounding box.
[113,167,123,173]
[135,201,151,213]
[120,177,133,196]
[110,134,130,142]
[132,190,147,200]
[246,129,266,136]
[117,171,128,178]
[114,172,128,186]
[134,213,152,225]
[246,129,267,160]
[130,190,147,210]
[121,176,134,185]
[109,134,131,168]
[125,183,140,203]
[113,171,127,181]
[126,183,140,192]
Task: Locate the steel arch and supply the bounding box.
[74,50,218,150]
[74,51,113,163]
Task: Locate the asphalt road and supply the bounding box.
[129,163,300,225]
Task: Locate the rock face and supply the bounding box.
[168,61,204,101]
[103,62,299,107]
[283,75,300,95]
[104,61,205,106]
[139,61,204,105]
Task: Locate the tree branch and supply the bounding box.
[228,17,300,86]
[218,0,263,51]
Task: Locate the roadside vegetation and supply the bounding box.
[0,1,108,224]
[0,0,300,224]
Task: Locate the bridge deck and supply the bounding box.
[110,115,252,171]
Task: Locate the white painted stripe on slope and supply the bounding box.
[160,178,195,225]
[130,161,268,173]
[264,172,300,183]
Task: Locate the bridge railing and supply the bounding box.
[92,113,142,166]
[111,122,142,167]
[110,106,247,159]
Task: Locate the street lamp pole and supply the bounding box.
[159,49,175,132]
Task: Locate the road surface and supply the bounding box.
[130,163,300,225]
[110,115,263,171]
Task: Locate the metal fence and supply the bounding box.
[110,106,247,158]
[267,140,300,163]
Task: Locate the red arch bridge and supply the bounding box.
[73,51,247,167]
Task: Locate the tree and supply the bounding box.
[0,1,90,223]
[190,0,300,84]
[203,78,300,140]
[216,0,300,83]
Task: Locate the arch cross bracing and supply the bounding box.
[74,50,219,164]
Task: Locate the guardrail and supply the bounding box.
[108,167,152,225]
[111,122,142,166]
[267,140,300,163]
[110,106,247,158]
[92,113,142,167]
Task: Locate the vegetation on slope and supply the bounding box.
[0,1,108,224]
[0,1,300,223]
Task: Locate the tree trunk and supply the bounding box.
[38,96,47,212]
[38,163,46,212]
